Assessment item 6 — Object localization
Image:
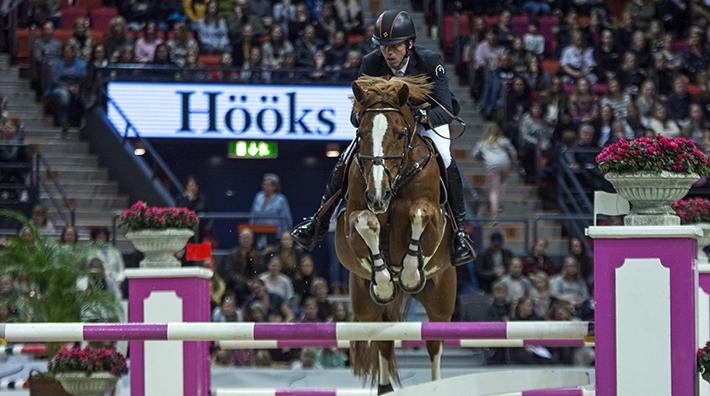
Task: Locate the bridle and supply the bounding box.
[354,102,432,196]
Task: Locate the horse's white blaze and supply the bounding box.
[378,352,390,386]
[431,345,442,381]
[371,113,388,201]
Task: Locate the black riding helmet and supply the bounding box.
[372,10,416,46]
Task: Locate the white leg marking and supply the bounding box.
[353,212,393,300]
[379,352,390,386]
[371,114,388,201]
[431,345,442,381]
[401,209,425,290]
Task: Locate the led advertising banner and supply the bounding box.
[107,82,356,141]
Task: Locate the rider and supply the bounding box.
[290,9,476,266]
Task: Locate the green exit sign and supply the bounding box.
[228,141,278,159]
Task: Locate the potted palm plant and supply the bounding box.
[0,209,123,395]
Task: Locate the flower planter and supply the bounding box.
[55,372,118,396]
[703,370,710,384]
[126,228,194,268]
[604,171,700,226]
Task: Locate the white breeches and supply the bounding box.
[418,124,452,168]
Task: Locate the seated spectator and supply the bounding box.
[30,204,55,235]
[195,0,232,54]
[0,273,27,322]
[550,256,590,311]
[522,0,550,18]
[220,228,264,295]
[259,255,294,303]
[568,237,593,291]
[594,29,621,82]
[498,257,532,304]
[635,79,657,118]
[325,30,349,69]
[310,277,331,321]
[684,27,710,84]
[521,54,550,95]
[617,52,646,94]
[116,45,137,64]
[292,254,317,307]
[529,271,552,319]
[623,102,648,138]
[475,231,514,293]
[625,0,655,32]
[262,25,294,69]
[16,0,58,28]
[213,52,239,81]
[299,296,320,322]
[212,293,243,322]
[653,33,683,95]
[339,49,362,80]
[560,30,597,84]
[306,49,333,82]
[231,23,262,67]
[245,278,295,322]
[522,20,544,58]
[272,0,296,33]
[104,17,134,62]
[227,0,266,43]
[333,0,362,35]
[596,105,615,147]
[356,23,377,55]
[291,348,323,369]
[250,173,292,246]
[167,22,200,67]
[312,3,341,44]
[121,0,155,27]
[571,123,604,190]
[522,238,556,276]
[503,76,530,141]
[134,21,163,63]
[181,47,208,80]
[294,24,321,67]
[59,225,79,247]
[76,257,122,318]
[89,227,125,292]
[263,231,301,278]
[45,44,86,136]
[487,281,511,321]
[629,30,652,71]
[666,75,695,123]
[684,103,709,145]
[89,43,109,70]
[507,296,549,364]
[67,17,94,61]
[330,300,350,322]
[567,77,599,126]
[540,76,567,126]
[601,77,630,120]
[648,102,682,137]
[151,43,177,69]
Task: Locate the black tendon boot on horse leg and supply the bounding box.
[446,160,477,266]
[291,146,352,251]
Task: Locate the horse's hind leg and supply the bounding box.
[351,210,395,304]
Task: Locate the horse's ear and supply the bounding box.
[352,82,365,103]
[397,84,409,107]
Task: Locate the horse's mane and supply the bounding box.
[352,74,433,113]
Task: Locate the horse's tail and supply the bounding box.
[350,291,412,387]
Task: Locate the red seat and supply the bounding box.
[440,14,470,55]
[75,0,102,11]
[89,7,118,36]
[511,15,529,36]
[14,28,31,64]
[199,54,220,67]
[60,6,88,29]
[54,28,73,43]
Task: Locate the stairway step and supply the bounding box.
[31,140,91,155]
[40,166,109,181]
[41,153,99,166]
[47,180,119,194]
[40,193,128,210]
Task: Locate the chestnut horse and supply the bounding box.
[335,75,457,394]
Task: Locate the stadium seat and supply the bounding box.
[199,54,220,67]
[76,0,102,11]
[441,13,470,56]
[60,6,88,29]
[688,84,703,100]
[54,28,73,43]
[541,59,560,75]
[89,7,119,36]
[511,15,528,36]
[14,28,30,65]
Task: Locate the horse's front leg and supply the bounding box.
[400,200,444,293]
[350,210,396,304]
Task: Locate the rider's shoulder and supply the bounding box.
[412,46,444,73]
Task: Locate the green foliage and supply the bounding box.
[0,210,121,324]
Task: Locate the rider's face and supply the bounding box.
[380,42,409,70]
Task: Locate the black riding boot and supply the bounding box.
[446,160,477,266]
[290,157,347,251]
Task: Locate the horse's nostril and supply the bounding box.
[366,191,375,203]
[383,190,392,201]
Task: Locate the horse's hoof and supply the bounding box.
[369,282,397,305]
[399,267,426,294]
[378,383,395,395]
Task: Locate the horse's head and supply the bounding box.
[351,75,431,214]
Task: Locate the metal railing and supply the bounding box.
[102,90,185,200]
[555,148,597,254]
[36,152,75,226]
